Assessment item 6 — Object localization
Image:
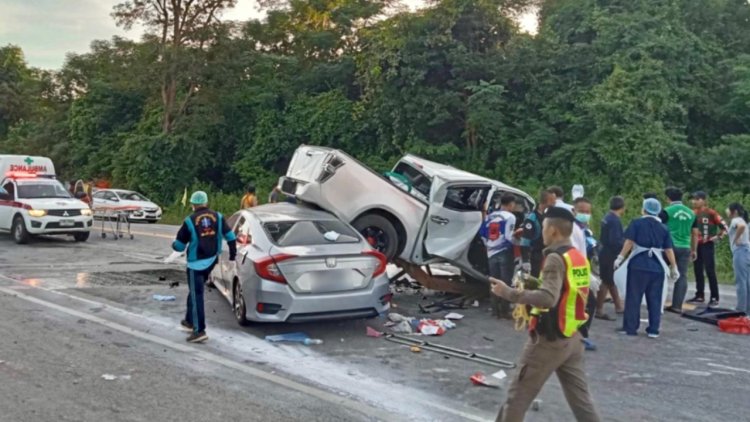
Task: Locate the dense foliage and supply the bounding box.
[3,0,750,205]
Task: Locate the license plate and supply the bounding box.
[59,219,75,227]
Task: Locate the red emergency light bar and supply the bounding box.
[6,171,39,179]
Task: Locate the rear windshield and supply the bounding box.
[393,162,431,198]
[263,220,360,246]
[17,180,71,199]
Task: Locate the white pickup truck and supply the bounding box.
[0,155,94,244]
[279,146,533,272]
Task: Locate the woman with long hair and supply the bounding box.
[726,203,750,314]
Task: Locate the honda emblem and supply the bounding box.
[325,257,337,268]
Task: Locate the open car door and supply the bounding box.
[419,174,491,266]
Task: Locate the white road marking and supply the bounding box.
[707,363,750,374]
[0,275,491,422]
[0,285,400,422]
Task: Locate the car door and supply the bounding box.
[0,181,16,230]
[217,213,245,296]
[419,175,491,267]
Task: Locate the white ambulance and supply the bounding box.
[0,155,93,244]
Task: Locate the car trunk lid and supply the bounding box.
[269,244,385,294]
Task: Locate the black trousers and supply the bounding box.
[530,248,544,279]
[694,242,719,300]
[579,292,597,339]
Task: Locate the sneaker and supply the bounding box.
[179,320,193,332]
[687,296,705,304]
[709,299,719,307]
[647,333,659,339]
[582,338,597,351]
[616,329,636,336]
[665,307,682,314]
[186,331,208,343]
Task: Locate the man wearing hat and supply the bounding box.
[689,191,727,306]
[172,191,237,343]
[614,198,678,338]
[491,207,600,422]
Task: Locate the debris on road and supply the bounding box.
[532,399,542,411]
[391,321,414,334]
[366,327,383,338]
[491,370,507,381]
[483,336,495,342]
[384,334,516,369]
[169,281,179,288]
[265,332,310,343]
[152,294,176,302]
[444,312,464,320]
[410,346,421,353]
[718,316,750,334]
[470,372,500,388]
[101,374,131,381]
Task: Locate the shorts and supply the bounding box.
[599,255,616,286]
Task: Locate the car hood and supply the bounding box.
[21,198,89,210]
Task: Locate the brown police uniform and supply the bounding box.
[494,239,601,422]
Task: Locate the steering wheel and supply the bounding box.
[383,172,412,193]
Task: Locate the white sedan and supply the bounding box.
[92,189,162,223]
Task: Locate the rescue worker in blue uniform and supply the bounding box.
[172,191,237,343]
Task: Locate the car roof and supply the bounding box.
[244,203,341,223]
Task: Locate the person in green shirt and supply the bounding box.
[664,187,696,312]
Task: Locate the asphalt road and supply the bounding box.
[0,223,748,422]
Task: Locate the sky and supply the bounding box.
[0,0,538,70]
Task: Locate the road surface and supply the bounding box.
[0,223,748,421]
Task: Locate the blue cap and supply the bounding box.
[190,191,208,205]
[643,198,662,216]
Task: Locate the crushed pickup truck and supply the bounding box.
[279,145,534,294]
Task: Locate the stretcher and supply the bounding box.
[92,205,139,240]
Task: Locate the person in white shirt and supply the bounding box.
[727,203,750,314]
[548,185,575,213]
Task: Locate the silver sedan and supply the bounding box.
[212,203,391,325]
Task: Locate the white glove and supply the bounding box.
[669,267,680,282]
[164,251,184,264]
[521,262,531,273]
[614,255,625,270]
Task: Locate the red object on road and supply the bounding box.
[718,316,750,335]
[470,372,499,388]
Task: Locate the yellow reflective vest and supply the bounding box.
[530,246,591,340]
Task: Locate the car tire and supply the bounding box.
[12,216,30,245]
[233,280,250,327]
[73,232,90,242]
[352,213,399,260]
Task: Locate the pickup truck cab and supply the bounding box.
[279,146,533,273]
[0,155,94,244]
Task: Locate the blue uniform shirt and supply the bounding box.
[624,217,673,273]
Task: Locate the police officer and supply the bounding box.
[491,207,601,422]
[172,191,237,343]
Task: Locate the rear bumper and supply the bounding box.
[244,275,390,323]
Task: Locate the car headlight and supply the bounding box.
[80,208,92,216]
[28,209,47,217]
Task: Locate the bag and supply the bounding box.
[718,316,750,334]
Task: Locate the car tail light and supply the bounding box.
[379,293,393,305]
[254,254,296,284]
[363,250,387,277]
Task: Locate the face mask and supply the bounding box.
[575,213,591,224]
